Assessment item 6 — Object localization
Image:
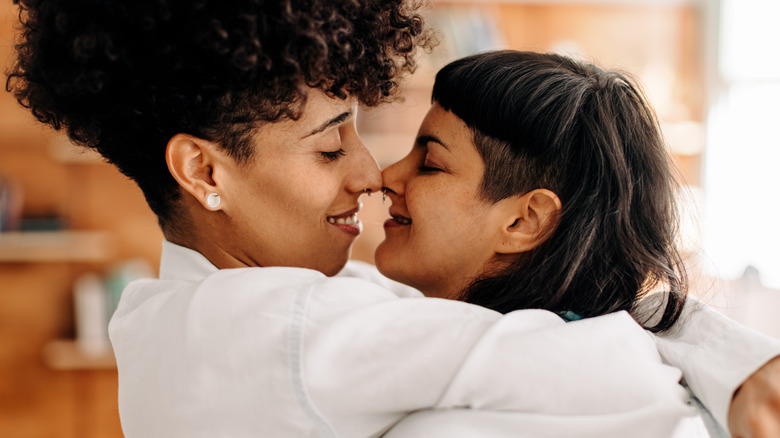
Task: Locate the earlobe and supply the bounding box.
[166,133,223,211]
[495,189,562,254]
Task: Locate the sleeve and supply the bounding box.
[299,277,691,438]
[436,311,687,414]
[300,284,504,437]
[384,311,694,438]
[646,296,780,430]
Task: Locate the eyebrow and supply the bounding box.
[417,134,449,150]
[302,110,353,139]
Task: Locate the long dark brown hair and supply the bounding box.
[433,51,687,332]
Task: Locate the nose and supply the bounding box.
[381,154,409,199]
[345,132,382,195]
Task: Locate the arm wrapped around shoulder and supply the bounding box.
[386,310,693,438]
[643,294,780,432]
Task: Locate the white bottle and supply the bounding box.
[74,272,110,356]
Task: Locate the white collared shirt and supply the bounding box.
[108,240,780,437]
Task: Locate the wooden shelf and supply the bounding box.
[42,339,116,371]
[0,231,115,262]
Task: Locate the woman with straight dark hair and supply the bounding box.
[380,50,686,330]
[378,50,777,435]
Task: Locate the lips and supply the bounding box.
[385,209,412,228]
[326,213,359,225]
[391,214,411,225]
[327,207,362,236]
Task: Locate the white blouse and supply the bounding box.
[108,240,780,437]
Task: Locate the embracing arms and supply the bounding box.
[342,261,780,437]
[645,297,780,437]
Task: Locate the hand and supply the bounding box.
[729,355,780,438]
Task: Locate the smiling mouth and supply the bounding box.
[327,210,362,237]
[392,215,411,225]
[384,213,412,228]
[327,213,359,225]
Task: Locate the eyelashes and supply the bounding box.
[418,154,443,173]
[320,149,346,162]
[418,165,443,174]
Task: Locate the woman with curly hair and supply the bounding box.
[7,1,780,437]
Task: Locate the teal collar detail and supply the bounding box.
[557,311,584,322]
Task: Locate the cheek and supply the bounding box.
[274,167,343,213]
[410,187,493,258]
[405,186,470,259]
[408,180,480,238]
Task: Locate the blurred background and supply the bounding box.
[0,0,777,436]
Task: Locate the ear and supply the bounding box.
[494,189,562,254]
[166,133,224,211]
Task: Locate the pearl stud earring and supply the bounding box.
[207,193,221,209]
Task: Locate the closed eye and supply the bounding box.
[418,154,444,174]
[418,165,443,174]
[321,149,346,162]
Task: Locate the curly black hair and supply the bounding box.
[7,0,434,226]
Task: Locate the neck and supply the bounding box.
[163,201,248,270]
[419,281,466,300]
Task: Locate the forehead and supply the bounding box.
[418,104,485,176]
[263,89,356,138]
[419,103,474,148]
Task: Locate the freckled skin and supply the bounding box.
[376,104,509,298]
[200,90,382,276]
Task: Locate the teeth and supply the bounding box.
[328,213,358,225]
[394,216,411,225]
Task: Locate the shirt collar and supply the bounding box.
[159,239,219,282]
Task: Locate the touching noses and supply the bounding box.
[381,154,410,199]
[347,139,382,195]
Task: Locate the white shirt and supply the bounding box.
[108,241,780,437]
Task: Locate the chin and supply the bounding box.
[373,243,394,277]
[320,251,351,277]
[375,247,449,298]
[322,263,347,277]
[374,247,413,289]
